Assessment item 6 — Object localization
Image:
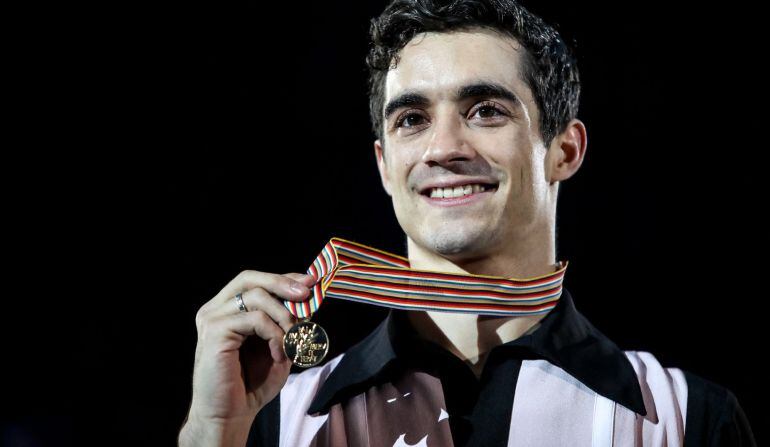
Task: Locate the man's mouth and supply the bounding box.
[425,183,496,198]
[417,180,499,205]
[419,178,498,199]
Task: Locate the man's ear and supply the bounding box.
[546,118,588,184]
[374,139,393,196]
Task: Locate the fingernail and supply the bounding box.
[290,282,308,294]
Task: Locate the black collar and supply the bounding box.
[307,287,647,417]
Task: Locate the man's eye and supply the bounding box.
[470,103,507,119]
[395,113,426,128]
[394,102,506,129]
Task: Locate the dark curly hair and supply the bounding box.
[366,0,580,150]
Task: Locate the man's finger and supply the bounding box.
[212,287,297,333]
[216,270,311,304]
[204,311,288,363]
[284,272,316,287]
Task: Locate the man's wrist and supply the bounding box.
[178,413,253,447]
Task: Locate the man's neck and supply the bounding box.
[407,311,546,378]
[405,236,558,378]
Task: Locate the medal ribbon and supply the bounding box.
[284,238,569,319]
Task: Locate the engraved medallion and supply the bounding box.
[283,320,329,368]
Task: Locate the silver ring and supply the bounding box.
[235,292,248,313]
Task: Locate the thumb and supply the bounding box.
[283,272,317,286]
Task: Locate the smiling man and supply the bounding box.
[372,26,578,380]
[179,1,756,446]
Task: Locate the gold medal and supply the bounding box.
[283,319,329,368]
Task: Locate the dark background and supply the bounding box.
[3,1,764,445]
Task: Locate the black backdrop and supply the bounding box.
[3,1,764,445]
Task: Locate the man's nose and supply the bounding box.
[421,114,477,167]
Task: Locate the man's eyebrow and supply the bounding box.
[383,92,430,122]
[383,81,521,122]
[456,82,520,107]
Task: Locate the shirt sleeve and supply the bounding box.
[682,370,757,447]
[246,393,280,447]
[711,389,756,446]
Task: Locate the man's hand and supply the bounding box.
[179,270,316,447]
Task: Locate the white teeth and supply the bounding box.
[428,184,491,198]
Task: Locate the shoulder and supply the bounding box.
[623,350,756,447]
[678,368,757,447]
[623,350,689,415]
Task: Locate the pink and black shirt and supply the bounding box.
[247,288,755,446]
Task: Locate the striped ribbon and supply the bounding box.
[283,238,569,319]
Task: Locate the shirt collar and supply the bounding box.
[307,287,647,417]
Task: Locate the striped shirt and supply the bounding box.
[247,287,756,446]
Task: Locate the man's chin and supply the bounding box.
[419,228,493,257]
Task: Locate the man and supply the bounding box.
[179,0,756,446]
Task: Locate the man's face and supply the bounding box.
[375,28,561,261]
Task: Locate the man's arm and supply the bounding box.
[716,391,758,446]
[682,370,757,447]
